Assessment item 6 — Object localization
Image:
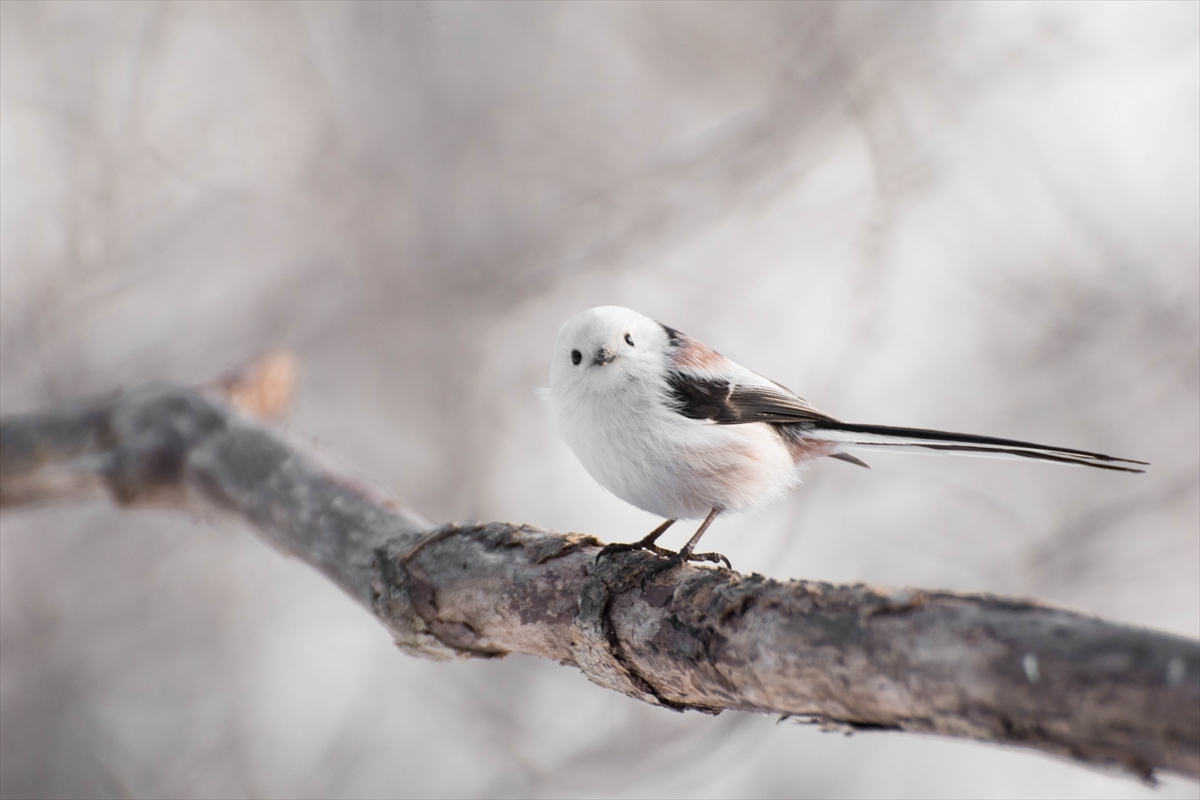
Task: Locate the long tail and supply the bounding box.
[808,421,1148,473]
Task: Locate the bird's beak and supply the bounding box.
[593,346,617,366]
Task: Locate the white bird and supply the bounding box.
[545,305,1147,568]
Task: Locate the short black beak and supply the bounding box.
[593,346,617,366]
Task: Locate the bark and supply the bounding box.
[1,380,1197,782]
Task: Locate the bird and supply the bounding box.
[544,305,1147,570]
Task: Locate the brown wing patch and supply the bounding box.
[667,332,729,371]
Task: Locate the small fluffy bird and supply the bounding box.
[545,305,1146,567]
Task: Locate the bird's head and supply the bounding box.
[547,306,673,404]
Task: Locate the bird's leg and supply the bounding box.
[596,519,677,561]
[638,508,732,585]
[677,507,731,569]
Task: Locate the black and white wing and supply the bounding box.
[659,322,836,426]
[664,370,834,426]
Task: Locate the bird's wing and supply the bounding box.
[657,328,1146,473]
[663,369,1147,472]
[659,325,835,426]
[663,369,835,426]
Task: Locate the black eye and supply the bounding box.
[570,349,582,365]
[624,333,634,347]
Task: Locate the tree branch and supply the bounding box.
[1,380,1197,782]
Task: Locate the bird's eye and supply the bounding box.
[624,333,635,347]
[570,349,582,365]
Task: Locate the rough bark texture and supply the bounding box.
[1,381,1197,782]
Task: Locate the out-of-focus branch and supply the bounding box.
[1,374,1196,782]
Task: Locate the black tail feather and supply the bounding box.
[812,421,1147,474]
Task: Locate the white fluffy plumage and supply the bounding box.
[547,306,804,520]
[545,306,1145,556]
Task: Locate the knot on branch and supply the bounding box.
[103,383,229,505]
[0,382,230,509]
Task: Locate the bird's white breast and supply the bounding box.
[550,372,801,520]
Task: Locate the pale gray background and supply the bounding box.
[1,2,1197,798]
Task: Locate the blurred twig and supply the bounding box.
[0,368,1196,782]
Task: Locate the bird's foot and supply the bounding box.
[637,547,733,585]
[688,550,733,570]
[595,537,675,562]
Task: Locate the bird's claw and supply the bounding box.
[595,539,674,562]
[691,550,733,570]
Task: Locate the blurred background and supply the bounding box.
[1,2,1197,797]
